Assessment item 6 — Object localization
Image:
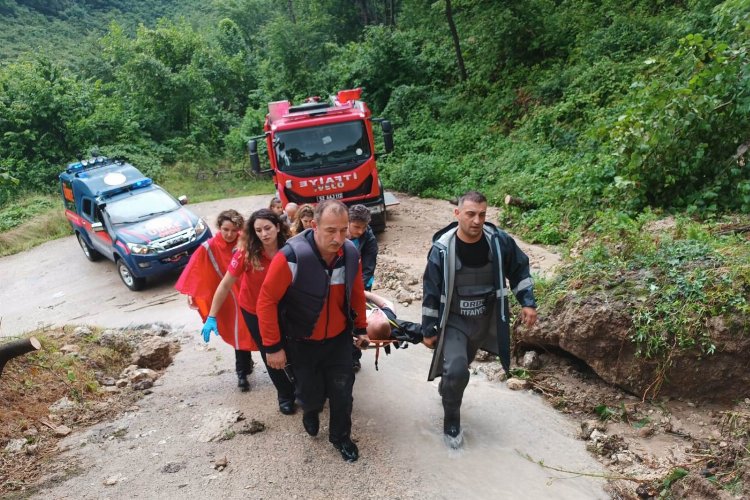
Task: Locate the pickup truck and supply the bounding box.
[59,157,211,290]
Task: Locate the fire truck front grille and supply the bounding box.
[151,228,195,252]
[284,175,374,204]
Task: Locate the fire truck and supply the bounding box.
[59,157,211,291]
[247,88,394,233]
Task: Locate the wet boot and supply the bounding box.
[443,405,463,448]
[237,371,250,392]
[302,410,319,436]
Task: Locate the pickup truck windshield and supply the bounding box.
[106,188,180,225]
[275,121,371,172]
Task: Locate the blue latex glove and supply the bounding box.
[201,316,219,343]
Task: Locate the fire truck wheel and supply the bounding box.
[77,233,102,262]
[117,259,146,291]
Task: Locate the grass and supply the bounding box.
[0,209,72,257]
[158,161,275,204]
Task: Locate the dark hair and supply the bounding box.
[348,204,371,225]
[292,204,315,235]
[239,208,291,270]
[458,191,487,207]
[216,209,244,230]
[314,200,348,223]
[269,197,282,208]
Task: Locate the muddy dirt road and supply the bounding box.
[1,194,608,499]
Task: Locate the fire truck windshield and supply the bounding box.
[106,188,180,225]
[274,121,371,172]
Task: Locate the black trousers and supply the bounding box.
[234,349,253,375]
[286,332,354,444]
[240,309,296,404]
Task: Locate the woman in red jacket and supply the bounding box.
[203,209,296,414]
[175,209,258,391]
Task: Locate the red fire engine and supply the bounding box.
[248,88,394,232]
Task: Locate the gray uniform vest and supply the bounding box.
[278,233,359,340]
[449,260,495,317]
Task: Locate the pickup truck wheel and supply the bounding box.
[117,259,146,291]
[77,233,101,262]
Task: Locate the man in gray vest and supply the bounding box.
[421,191,537,447]
[256,200,370,462]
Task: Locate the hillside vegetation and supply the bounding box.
[0,0,748,386]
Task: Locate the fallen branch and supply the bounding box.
[0,337,41,377]
[516,449,645,483]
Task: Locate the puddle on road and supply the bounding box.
[354,346,608,499]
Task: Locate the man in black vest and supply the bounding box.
[256,200,370,462]
[421,191,538,448]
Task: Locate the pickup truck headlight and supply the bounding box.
[127,242,152,255]
[195,218,207,235]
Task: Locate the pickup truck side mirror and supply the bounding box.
[248,140,261,174]
[91,222,105,232]
[178,195,188,205]
[381,120,394,154]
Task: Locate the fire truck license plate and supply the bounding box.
[316,193,343,202]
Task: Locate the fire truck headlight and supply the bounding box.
[127,242,151,255]
[195,218,207,235]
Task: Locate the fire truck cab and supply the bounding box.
[248,88,394,233]
[59,157,211,291]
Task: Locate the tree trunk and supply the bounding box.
[0,337,41,377]
[287,0,296,24]
[445,0,467,81]
[504,194,537,210]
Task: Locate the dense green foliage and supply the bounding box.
[3,0,748,240]
[537,210,750,360]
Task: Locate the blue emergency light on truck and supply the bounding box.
[59,157,211,291]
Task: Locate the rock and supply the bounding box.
[132,337,173,370]
[589,429,607,443]
[100,329,130,349]
[115,379,129,388]
[4,438,27,453]
[73,326,93,338]
[669,473,732,500]
[103,386,120,393]
[59,344,79,355]
[514,294,750,403]
[473,350,493,362]
[520,351,542,370]
[99,376,116,386]
[132,380,154,391]
[237,419,266,435]
[49,396,76,413]
[162,462,185,473]
[580,419,603,440]
[214,456,228,469]
[103,474,122,486]
[23,426,38,437]
[127,368,158,385]
[637,425,654,438]
[506,378,529,391]
[120,364,139,378]
[54,425,72,437]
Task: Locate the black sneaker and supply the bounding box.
[279,400,296,415]
[237,373,250,392]
[332,438,359,462]
[302,411,319,436]
[352,359,361,372]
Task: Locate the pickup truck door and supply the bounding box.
[81,198,114,259]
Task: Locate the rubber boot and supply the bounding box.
[237,371,250,392]
[443,404,463,448]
